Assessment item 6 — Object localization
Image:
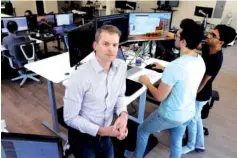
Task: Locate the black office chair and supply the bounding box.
[57,107,72,157]
[6,41,42,87]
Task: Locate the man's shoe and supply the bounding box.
[195,148,205,152]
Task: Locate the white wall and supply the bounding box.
[12,1,37,16]
[171,1,237,29]
[43,0,58,14]
[12,0,59,16]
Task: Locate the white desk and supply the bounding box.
[29,36,43,44]
[25,52,169,140]
[72,10,87,15]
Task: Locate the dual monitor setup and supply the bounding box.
[1,13,74,35]
[68,12,173,68]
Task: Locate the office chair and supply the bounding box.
[7,41,42,88]
[57,106,72,157]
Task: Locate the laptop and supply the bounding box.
[1,132,63,158]
[116,48,143,96]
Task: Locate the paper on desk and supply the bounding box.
[127,68,162,84]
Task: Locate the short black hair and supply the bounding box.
[25,10,32,16]
[215,25,236,45]
[7,21,18,33]
[179,18,203,49]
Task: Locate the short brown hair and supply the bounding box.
[95,25,121,42]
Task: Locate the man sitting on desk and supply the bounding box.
[132,19,206,158]
[2,21,29,67]
[63,25,128,158]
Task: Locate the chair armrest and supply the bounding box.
[4,54,15,69]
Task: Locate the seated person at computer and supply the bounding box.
[2,21,30,67]
[182,25,236,154]
[24,10,32,16]
[37,18,53,34]
[63,25,128,158]
[132,19,205,158]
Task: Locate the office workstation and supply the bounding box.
[1,1,237,158]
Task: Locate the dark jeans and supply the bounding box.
[68,128,114,158]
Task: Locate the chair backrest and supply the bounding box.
[14,40,37,64]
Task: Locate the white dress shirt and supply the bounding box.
[64,55,127,136]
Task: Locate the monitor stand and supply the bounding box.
[74,61,85,70]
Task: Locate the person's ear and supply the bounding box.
[219,40,224,46]
[93,41,97,51]
[180,39,187,47]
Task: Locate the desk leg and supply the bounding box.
[42,80,67,141]
[44,41,48,54]
[128,91,147,124]
[137,91,147,123]
[54,37,63,51]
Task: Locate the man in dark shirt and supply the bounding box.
[183,25,236,154]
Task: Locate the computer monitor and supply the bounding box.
[95,14,129,43]
[128,12,172,41]
[194,6,213,18]
[37,14,56,26]
[54,26,64,35]
[169,0,179,7]
[55,13,73,26]
[1,16,28,33]
[1,20,4,29]
[116,47,126,61]
[26,14,38,31]
[1,132,63,158]
[68,21,95,67]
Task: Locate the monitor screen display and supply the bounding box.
[56,13,73,26]
[1,133,63,158]
[54,26,64,35]
[128,12,172,41]
[2,17,28,33]
[37,14,56,26]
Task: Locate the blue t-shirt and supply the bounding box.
[158,54,205,123]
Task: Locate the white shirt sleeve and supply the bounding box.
[115,64,127,116]
[63,78,100,137]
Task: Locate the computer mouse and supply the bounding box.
[145,64,156,69]
[145,64,163,73]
